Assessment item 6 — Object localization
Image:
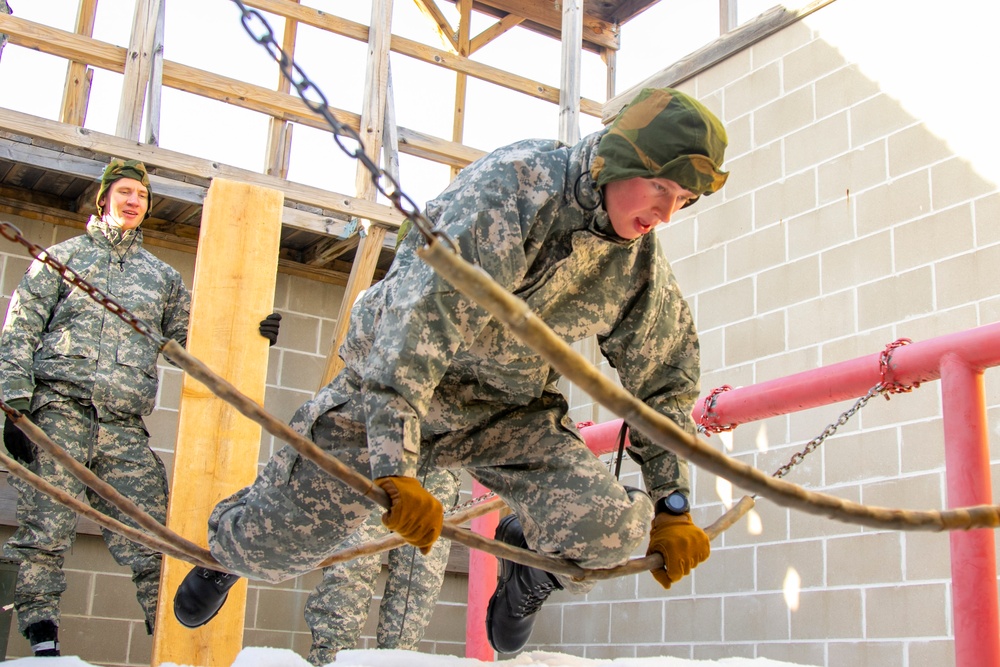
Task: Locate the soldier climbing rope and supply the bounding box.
[1,0,999,591]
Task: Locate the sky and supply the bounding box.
[0,0,776,211]
[3,646,812,667]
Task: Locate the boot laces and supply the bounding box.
[514,580,556,618]
[197,568,234,588]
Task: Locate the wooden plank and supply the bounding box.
[238,0,604,116]
[412,0,458,52]
[559,0,583,145]
[116,0,159,140]
[317,0,393,381]
[0,13,486,169]
[151,179,282,667]
[0,107,406,231]
[263,0,298,178]
[438,0,619,51]
[144,0,166,145]
[451,0,471,181]
[470,13,524,53]
[604,0,839,122]
[58,0,98,126]
[320,225,387,384]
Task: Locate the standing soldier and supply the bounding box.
[0,158,279,656]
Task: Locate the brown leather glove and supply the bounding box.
[645,512,710,589]
[374,476,444,555]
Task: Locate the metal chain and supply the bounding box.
[769,339,919,480]
[229,0,457,253]
[447,489,497,516]
[769,383,883,480]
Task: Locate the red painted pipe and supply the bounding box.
[694,322,1000,667]
[941,354,1000,667]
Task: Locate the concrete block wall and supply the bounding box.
[554,1,999,665]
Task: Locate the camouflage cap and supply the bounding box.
[591,88,729,205]
[96,158,153,218]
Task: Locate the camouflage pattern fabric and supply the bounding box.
[2,399,169,633]
[304,466,460,666]
[0,216,190,418]
[0,215,189,634]
[207,127,698,593]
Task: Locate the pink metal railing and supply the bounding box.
[464,321,1000,665]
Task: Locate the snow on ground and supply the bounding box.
[5,647,812,667]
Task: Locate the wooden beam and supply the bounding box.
[238,0,604,116]
[59,0,97,126]
[604,0,839,122]
[559,0,583,145]
[0,107,406,231]
[470,13,524,53]
[437,0,619,51]
[264,0,299,178]
[320,225,387,384]
[144,0,166,145]
[0,13,487,169]
[318,0,394,382]
[116,0,160,140]
[451,0,471,181]
[151,179,282,666]
[412,0,459,52]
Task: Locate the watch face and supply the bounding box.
[665,492,689,514]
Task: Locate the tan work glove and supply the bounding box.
[645,512,710,589]
[374,476,444,554]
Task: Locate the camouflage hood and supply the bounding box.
[590,88,729,206]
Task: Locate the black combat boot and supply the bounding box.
[25,620,60,657]
[173,567,240,628]
[486,514,563,653]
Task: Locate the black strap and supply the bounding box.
[613,421,628,479]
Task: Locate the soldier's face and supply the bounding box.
[603,177,696,240]
[101,177,149,231]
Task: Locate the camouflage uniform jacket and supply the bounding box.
[0,216,190,419]
[326,130,700,500]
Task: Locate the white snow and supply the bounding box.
[4,647,813,667]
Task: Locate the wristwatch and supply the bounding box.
[655,491,690,516]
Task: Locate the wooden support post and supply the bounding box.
[59,0,98,126]
[144,0,166,146]
[151,179,283,667]
[559,0,583,144]
[116,0,160,141]
[450,0,472,181]
[601,46,617,103]
[264,0,299,178]
[319,0,393,385]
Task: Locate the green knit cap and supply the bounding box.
[591,88,729,205]
[96,158,153,218]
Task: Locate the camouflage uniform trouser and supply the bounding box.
[0,0,9,59]
[208,372,653,594]
[304,466,460,666]
[2,399,169,634]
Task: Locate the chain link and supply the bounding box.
[230,0,457,253]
